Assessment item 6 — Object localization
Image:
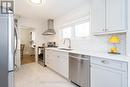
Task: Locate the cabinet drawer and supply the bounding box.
[55,50,68,57]
[91,57,127,71]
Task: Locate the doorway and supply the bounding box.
[19,28,36,65]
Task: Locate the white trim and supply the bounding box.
[57,16,89,29]
[127,0,130,87]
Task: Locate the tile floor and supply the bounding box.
[15,63,77,87]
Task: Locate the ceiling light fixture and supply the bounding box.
[29,0,42,4]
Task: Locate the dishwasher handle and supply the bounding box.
[69,55,90,61]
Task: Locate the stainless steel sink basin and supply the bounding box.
[58,48,73,51]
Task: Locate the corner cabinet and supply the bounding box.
[91,0,127,35]
[45,49,69,79]
[91,57,128,87]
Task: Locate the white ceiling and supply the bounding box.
[15,0,89,21]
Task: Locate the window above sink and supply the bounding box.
[60,18,90,39]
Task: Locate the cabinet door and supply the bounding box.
[91,0,106,34]
[91,64,127,87]
[46,50,69,78]
[45,50,55,68]
[51,51,59,71]
[58,52,69,78]
[49,51,57,70]
[45,50,51,67]
[45,50,49,66]
[55,51,69,78]
[106,0,126,32]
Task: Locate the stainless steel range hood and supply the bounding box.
[42,19,56,35]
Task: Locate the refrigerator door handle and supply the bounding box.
[14,24,18,71]
[8,70,14,73]
[14,25,18,55]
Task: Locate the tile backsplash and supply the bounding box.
[58,33,126,55]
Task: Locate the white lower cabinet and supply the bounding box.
[46,50,128,86]
[91,57,128,87]
[56,51,69,78]
[45,49,69,78]
[45,50,51,67]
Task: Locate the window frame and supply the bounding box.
[60,17,90,39]
[74,20,90,38]
[61,26,73,39]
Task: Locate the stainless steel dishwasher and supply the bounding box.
[69,53,90,87]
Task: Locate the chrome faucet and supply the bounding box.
[63,38,71,48]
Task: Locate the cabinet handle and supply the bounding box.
[102,29,108,32]
[101,60,109,64]
[105,29,108,32]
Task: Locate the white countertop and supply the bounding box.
[45,47,129,62]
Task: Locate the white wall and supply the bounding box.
[127,0,130,56]
[19,28,33,54]
[48,2,126,55]
[127,0,130,87]
[18,17,47,61]
[18,18,47,44]
[46,3,90,42]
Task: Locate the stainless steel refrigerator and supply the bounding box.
[0,13,18,87]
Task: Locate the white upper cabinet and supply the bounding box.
[91,0,106,34]
[91,0,127,35]
[106,0,127,32]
